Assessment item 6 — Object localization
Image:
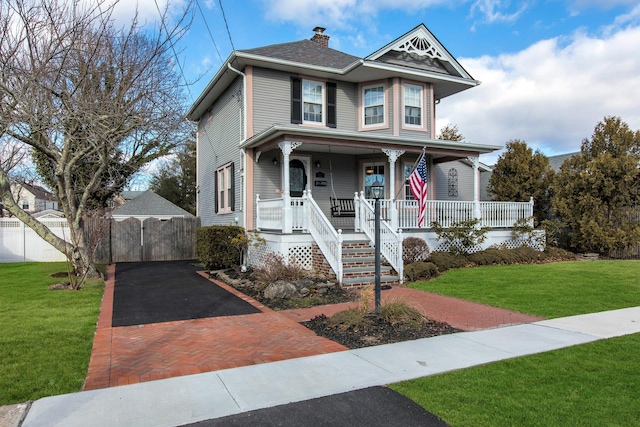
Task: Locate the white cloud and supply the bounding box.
[258,0,453,30]
[470,0,528,25]
[103,0,190,28]
[437,24,640,164]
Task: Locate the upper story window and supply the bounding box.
[363,84,385,126]
[404,83,422,126]
[291,77,336,128]
[21,199,29,210]
[302,80,324,124]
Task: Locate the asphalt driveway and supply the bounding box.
[111,260,260,327]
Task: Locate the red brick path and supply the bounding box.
[84,267,544,391]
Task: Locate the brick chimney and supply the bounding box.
[311,27,329,47]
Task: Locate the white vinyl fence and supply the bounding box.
[0,218,70,262]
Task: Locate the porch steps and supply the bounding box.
[335,239,401,288]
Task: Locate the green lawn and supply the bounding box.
[0,263,103,406]
[393,260,640,426]
[390,333,640,427]
[409,260,640,318]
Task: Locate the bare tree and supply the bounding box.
[0,0,191,288]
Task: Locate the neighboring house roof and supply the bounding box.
[111,191,194,218]
[120,191,146,201]
[15,182,57,202]
[548,152,579,172]
[187,24,480,121]
[33,209,65,218]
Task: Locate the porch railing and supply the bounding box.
[256,195,305,231]
[356,192,403,283]
[395,199,534,229]
[303,191,343,283]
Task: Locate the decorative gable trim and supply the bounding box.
[396,34,445,61]
[365,24,474,81]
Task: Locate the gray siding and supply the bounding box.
[198,77,244,226]
[434,160,475,201]
[252,67,290,134]
[251,68,361,134]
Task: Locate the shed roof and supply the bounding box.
[111,191,194,218]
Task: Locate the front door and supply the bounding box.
[289,159,307,197]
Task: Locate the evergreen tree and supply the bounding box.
[553,116,640,254]
[149,138,196,215]
[488,140,554,224]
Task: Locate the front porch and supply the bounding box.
[252,191,535,286]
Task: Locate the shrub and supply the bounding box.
[431,218,490,255]
[510,246,547,263]
[196,225,247,269]
[403,237,430,264]
[253,252,308,282]
[379,299,425,328]
[329,307,367,330]
[427,251,469,272]
[468,248,517,266]
[404,262,439,282]
[511,217,545,249]
[544,246,575,260]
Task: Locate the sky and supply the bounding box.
[117,0,640,165]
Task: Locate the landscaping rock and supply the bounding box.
[299,287,311,297]
[264,281,298,299]
[293,278,314,290]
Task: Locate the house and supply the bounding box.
[187,25,535,286]
[10,182,59,213]
[110,190,195,222]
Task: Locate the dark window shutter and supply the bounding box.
[327,82,337,128]
[230,163,235,211]
[291,77,302,124]
[214,172,218,213]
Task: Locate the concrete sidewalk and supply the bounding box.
[17,306,640,427]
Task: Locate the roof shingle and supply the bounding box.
[240,39,360,69]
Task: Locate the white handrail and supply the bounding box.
[303,191,343,283]
[356,192,403,283]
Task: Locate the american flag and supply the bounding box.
[409,153,428,227]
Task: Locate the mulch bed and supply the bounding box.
[213,268,461,350]
[302,314,461,349]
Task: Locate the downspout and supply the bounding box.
[227,63,248,228]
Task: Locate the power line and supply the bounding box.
[195,0,224,64]
[218,0,235,52]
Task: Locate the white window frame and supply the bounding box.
[403,83,423,127]
[216,163,233,214]
[362,83,386,128]
[302,79,324,125]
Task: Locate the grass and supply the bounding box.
[393,259,640,426]
[0,263,103,406]
[409,260,640,318]
[390,333,640,427]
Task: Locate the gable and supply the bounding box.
[366,24,473,81]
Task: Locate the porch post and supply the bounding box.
[279,140,302,233]
[468,156,481,222]
[382,149,404,231]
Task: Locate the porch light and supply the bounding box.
[272,157,279,166]
[370,179,384,200]
[315,160,321,169]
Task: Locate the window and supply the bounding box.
[363,84,385,126]
[448,168,458,197]
[291,78,335,127]
[302,80,323,123]
[404,83,422,126]
[215,163,234,213]
[404,163,415,200]
[21,199,29,210]
[364,163,385,199]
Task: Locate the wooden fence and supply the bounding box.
[87,217,200,263]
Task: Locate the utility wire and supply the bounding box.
[195,0,224,64]
[218,0,235,52]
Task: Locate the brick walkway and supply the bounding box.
[84,266,544,391]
